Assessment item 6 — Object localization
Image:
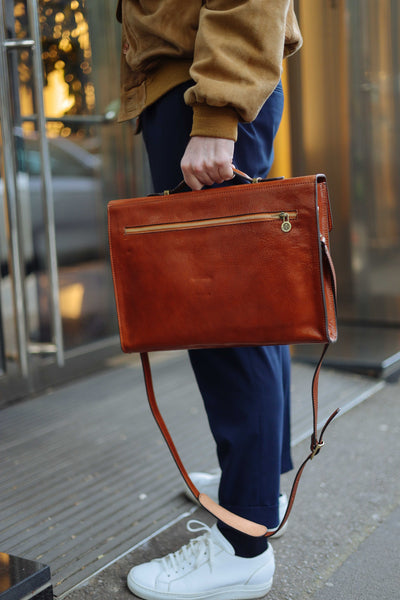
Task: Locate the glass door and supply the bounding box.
[0,0,150,404]
[290,0,400,326]
[346,0,400,324]
[288,0,400,375]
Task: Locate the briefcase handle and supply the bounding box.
[231,167,285,184]
[159,168,284,196]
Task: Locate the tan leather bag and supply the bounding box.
[108,170,339,537]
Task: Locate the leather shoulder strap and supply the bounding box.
[141,348,339,538]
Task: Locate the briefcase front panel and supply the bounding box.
[108,175,337,353]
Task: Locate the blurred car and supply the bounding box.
[0,133,104,273]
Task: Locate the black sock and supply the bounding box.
[217,523,269,558]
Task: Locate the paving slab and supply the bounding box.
[311,505,400,600]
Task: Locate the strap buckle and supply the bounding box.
[310,440,324,460]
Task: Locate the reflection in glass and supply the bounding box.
[348,0,400,323]
[1,0,147,356]
[293,0,400,327]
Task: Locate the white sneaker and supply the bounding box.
[185,470,221,503]
[185,471,289,538]
[127,520,274,600]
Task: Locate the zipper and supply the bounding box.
[124,211,297,235]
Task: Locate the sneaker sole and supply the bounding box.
[128,577,273,600]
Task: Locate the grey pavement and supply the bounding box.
[63,358,400,600]
[1,352,399,600]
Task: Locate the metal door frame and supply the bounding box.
[0,290,4,376]
[0,1,148,403]
[0,0,64,380]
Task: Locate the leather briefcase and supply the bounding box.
[108,170,339,538]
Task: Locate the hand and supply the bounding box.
[181,136,235,190]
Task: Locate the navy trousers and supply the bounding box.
[141,80,293,557]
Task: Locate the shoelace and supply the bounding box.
[159,520,215,575]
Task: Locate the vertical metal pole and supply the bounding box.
[27,0,64,366]
[0,3,30,377]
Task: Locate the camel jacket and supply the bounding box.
[117,0,302,140]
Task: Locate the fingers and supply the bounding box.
[181,136,235,190]
[184,166,225,190]
[183,158,234,191]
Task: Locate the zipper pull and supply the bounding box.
[280,212,292,233]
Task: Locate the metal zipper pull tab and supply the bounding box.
[280,212,292,233]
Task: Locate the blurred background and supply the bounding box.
[1,0,400,406]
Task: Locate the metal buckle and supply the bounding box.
[310,440,324,460]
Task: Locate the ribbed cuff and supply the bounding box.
[191,104,239,141]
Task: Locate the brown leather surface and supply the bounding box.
[198,494,268,537]
[108,175,337,353]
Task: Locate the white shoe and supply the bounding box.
[185,471,289,538]
[184,470,221,503]
[127,520,274,600]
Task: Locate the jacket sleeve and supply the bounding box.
[184,0,300,140]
